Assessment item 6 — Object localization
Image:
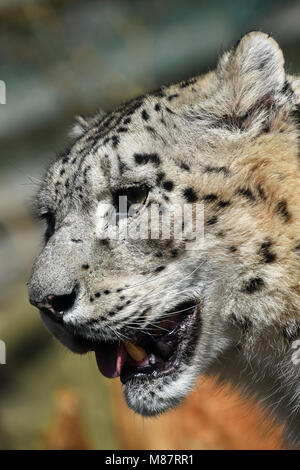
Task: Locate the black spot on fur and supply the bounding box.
[141,109,150,121]
[104,290,111,295]
[257,184,266,200]
[145,126,157,136]
[261,122,270,134]
[134,153,160,166]
[112,135,120,148]
[179,77,197,88]
[203,193,218,202]
[99,239,110,248]
[118,127,128,133]
[229,246,237,253]
[82,264,89,270]
[217,230,225,238]
[218,200,231,208]
[71,238,82,243]
[206,216,218,225]
[157,172,165,183]
[276,200,291,222]
[61,155,69,164]
[259,240,277,263]
[165,107,175,114]
[167,93,179,101]
[203,166,230,176]
[242,277,265,294]
[183,187,198,203]
[154,103,161,111]
[123,117,131,124]
[162,180,174,191]
[155,265,165,273]
[235,188,256,201]
[95,292,101,298]
[180,162,190,171]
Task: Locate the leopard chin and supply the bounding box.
[40,301,202,415]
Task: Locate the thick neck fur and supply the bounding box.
[207,334,300,448]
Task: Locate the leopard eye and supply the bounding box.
[112,184,149,217]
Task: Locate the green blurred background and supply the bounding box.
[0,0,299,450]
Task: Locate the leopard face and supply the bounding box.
[28,32,300,416]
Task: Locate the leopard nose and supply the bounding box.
[29,286,77,323]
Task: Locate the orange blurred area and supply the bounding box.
[40,388,92,450]
[111,377,286,450]
[39,378,286,450]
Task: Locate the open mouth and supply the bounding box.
[93,301,200,384]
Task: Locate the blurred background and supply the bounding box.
[0,0,299,450]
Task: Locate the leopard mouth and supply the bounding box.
[92,300,201,384]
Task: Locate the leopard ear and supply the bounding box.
[218,32,287,117]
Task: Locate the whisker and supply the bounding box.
[140,260,205,302]
[10,164,43,185]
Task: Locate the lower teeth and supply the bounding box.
[149,353,156,365]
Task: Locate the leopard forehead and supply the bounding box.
[37,84,203,214]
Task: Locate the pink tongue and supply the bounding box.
[95,342,127,378]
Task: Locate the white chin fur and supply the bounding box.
[123,363,198,416]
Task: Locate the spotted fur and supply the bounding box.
[28,32,300,448]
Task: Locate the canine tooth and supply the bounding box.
[124,341,147,362]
